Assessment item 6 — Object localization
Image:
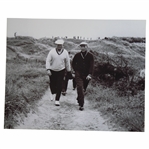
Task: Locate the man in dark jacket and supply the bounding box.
[72,42,94,111]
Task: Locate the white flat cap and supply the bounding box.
[79,42,88,46]
[55,39,64,45]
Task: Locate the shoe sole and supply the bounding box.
[55,101,60,106]
[55,104,60,106]
[79,107,84,111]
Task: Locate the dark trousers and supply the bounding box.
[75,71,89,107]
[49,69,65,101]
[62,73,76,92]
[62,74,69,92]
[72,78,76,89]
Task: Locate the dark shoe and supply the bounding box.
[79,106,84,111]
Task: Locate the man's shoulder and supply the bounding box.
[63,49,71,56]
[48,48,55,53]
[49,48,55,52]
[63,49,68,53]
[75,52,81,56]
[87,51,94,57]
[88,51,93,55]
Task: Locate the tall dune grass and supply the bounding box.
[4,58,49,128]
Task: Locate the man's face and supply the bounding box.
[57,44,63,50]
[80,45,87,52]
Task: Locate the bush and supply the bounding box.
[113,74,145,97]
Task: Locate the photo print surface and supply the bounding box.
[5,19,145,131]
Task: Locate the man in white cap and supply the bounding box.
[46,39,71,106]
[72,42,94,111]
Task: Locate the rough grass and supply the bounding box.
[87,37,145,131]
[4,58,49,128]
[86,83,145,131]
[5,36,145,131]
[5,37,51,129]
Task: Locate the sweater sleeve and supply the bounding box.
[65,51,71,72]
[46,50,52,70]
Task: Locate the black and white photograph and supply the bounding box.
[1,1,149,149]
[5,18,145,131]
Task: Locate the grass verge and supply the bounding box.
[4,58,49,128]
[86,82,145,131]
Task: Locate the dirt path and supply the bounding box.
[15,81,125,131]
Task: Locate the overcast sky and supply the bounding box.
[7,19,145,40]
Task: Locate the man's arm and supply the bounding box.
[71,54,77,71]
[46,50,52,76]
[65,51,71,72]
[88,53,94,78]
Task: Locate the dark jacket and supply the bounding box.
[72,51,94,76]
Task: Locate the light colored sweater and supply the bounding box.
[46,48,71,72]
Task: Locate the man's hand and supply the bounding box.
[86,74,92,80]
[67,71,73,79]
[72,73,75,78]
[47,70,52,76]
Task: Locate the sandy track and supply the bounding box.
[15,81,125,131]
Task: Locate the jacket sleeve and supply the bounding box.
[89,54,94,75]
[71,54,77,71]
[46,50,52,70]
